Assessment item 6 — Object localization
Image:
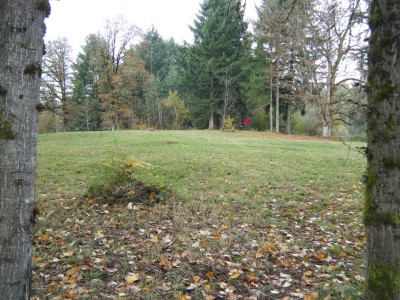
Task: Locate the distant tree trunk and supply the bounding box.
[269,77,273,132]
[275,75,280,133]
[322,61,332,138]
[0,0,49,298]
[365,0,400,299]
[286,101,292,134]
[208,111,214,129]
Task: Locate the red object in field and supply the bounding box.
[243,117,251,125]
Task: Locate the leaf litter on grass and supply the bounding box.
[32,131,366,299]
[32,182,365,299]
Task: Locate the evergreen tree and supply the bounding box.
[137,28,180,98]
[185,0,250,129]
[70,34,102,131]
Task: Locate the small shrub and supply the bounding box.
[86,157,171,206]
[221,116,236,132]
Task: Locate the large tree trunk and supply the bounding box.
[0,0,49,298]
[365,0,400,299]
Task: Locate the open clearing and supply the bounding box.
[32,130,366,299]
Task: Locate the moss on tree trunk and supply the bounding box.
[365,0,400,299]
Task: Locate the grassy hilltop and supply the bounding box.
[32,130,366,299]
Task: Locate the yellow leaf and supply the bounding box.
[151,235,159,243]
[247,273,257,281]
[67,278,77,284]
[40,234,49,241]
[177,293,192,300]
[126,273,140,284]
[142,285,152,291]
[206,271,216,280]
[94,230,104,240]
[304,270,313,276]
[48,282,59,292]
[193,275,200,283]
[62,251,74,257]
[230,271,241,279]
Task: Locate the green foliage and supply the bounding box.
[87,156,169,205]
[221,115,236,132]
[247,108,268,131]
[38,111,56,133]
[161,91,190,129]
[184,0,251,128]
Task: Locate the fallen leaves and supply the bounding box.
[126,273,140,284]
[32,181,366,299]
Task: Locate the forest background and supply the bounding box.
[39,0,369,139]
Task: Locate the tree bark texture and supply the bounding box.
[365,0,400,299]
[0,0,49,299]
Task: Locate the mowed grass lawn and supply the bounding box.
[32,130,366,300]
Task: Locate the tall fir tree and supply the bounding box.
[70,34,103,131]
[185,0,250,128]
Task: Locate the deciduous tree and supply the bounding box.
[0,0,49,298]
[41,37,72,131]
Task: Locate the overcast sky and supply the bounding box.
[45,0,261,57]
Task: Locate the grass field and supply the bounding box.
[32,130,366,299]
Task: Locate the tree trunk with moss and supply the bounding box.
[0,0,49,298]
[365,0,400,299]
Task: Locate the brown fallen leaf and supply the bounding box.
[48,282,59,292]
[315,251,325,261]
[304,292,319,300]
[206,271,216,280]
[62,289,78,299]
[159,257,172,270]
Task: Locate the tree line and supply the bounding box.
[40,0,369,138]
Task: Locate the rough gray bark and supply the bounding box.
[0,0,49,299]
[365,0,400,299]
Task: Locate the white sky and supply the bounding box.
[45,0,262,58]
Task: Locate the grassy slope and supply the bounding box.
[33,131,366,299]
